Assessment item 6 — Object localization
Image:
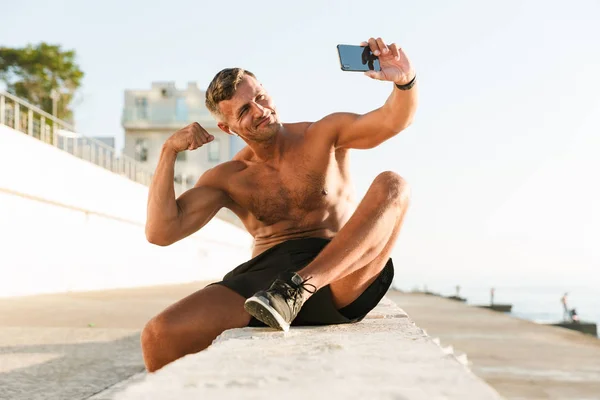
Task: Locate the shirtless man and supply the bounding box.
[142,37,417,372]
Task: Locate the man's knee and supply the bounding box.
[372,171,410,207]
[141,316,163,349]
[141,314,179,371]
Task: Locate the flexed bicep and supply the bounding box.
[146,167,233,246]
[173,185,232,241]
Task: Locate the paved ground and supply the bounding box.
[0,281,211,400]
[387,291,600,400]
[1,284,599,399]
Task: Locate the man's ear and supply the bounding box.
[217,122,235,136]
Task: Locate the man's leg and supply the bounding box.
[141,285,251,372]
[298,170,409,308]
[244,171,409,329]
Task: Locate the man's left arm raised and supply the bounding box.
[330,37,418,150]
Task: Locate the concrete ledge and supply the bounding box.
[550,321,598,336]
[476,304,513,313]
[106,298,502,400]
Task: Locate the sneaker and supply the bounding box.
[244,271,316,331]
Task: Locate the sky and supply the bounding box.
[2,0,599,292]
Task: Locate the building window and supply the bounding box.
[208,139,220,162]
[134,138,148,162]
[135,97,148,120]
[175,97,188,122]
[176,151,187,162]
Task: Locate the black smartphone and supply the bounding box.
[337,44,381,72]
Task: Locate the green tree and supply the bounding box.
[0,42,84,123]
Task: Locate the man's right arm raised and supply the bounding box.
[145,123,231,246]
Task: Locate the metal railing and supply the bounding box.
[0,90,155,187]
[0,90,243,227]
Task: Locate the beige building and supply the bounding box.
[121,81,245,189]
[121,81,246,227]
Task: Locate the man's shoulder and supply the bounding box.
[282,121,313,133]
[297,112,358,136]
[212,160,247,176]
[292,113,358,149]
[316,112,360,126]
[198,160,246,188]
[283,114,356,134]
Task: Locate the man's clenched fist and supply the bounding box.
[164,122,214,154]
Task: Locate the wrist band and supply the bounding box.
[395,75,417,91]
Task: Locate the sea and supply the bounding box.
[395,283,599,338]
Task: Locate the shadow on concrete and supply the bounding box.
[0,333,145,400]
[475,304,513,313]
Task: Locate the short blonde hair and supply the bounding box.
[205,68,256,120]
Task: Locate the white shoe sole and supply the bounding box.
[244,295,290,332]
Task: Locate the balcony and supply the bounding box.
[122,105,216,130]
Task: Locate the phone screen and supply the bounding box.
[337,44,381,72]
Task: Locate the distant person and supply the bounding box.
[141,37,417,372]
[570,308,580,323]
[561,292,570,321]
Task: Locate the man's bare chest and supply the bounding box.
[227,156,338,225]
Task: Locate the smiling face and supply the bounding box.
[217,74,280,142]
[205,68,280,143]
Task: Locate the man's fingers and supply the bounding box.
[389,43,399,59]
[198,131,210,143]
[193,128,213,145]
[367,37,388,56]
[186,132,213,151]
[191,122,202,132]
[376,37,388,55]
[364,70,385,80]
[367,37,379,56]
[200,126,214,142]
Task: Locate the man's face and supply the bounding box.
[217,75,280,142]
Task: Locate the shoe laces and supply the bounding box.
[273,275,316,309]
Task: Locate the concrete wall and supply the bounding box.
[97,299,503,400]
[0,124,253,297]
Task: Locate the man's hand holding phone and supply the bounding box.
[360,37,415,86]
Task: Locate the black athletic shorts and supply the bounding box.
[211,237,394,327]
